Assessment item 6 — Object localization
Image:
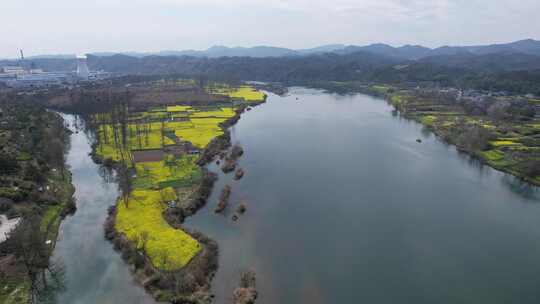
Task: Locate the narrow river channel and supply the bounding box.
[54,88,540,304]
[52,114,155,304]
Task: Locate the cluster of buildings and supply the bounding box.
[415,87,539,120]
[0,55,111,88]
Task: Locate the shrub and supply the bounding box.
[518,159,540,178]
[0,198,13,212]
[456,125,495,151]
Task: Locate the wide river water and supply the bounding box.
[54,88,540,303]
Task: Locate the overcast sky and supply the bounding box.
[1,0,539,58]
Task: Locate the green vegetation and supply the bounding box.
[133,155,202,189]
[489,140,521,147]
[0,100,74,304]
[371,85,391,94]
[0,279,30,304]
[420,115,437,126]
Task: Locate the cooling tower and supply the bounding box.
[76,55,90,79]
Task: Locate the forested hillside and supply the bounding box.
[3,41,540,95]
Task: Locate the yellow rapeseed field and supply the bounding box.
[115,188,201,270]
[210,85,266,102]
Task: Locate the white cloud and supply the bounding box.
[0,0,538,58]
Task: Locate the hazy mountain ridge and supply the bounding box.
[84,39,540,60]
[5,39,539,61]
[2,39,540,95]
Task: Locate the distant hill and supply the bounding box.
[333,39,540,60]
[297,44,348,55]
[418,52,540,72]
[83,39,540,60]
[4,39,539,61]
[82,51,401,82]
[2,39,540,95]
[335,43,432,59]
[26,54,77,60]
[92,46,298,58]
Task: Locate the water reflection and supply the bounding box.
[188,89,540,304]
[52,114,154,304]
[502,176,540,201]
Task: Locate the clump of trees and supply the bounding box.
[455,124,495,152]
[518,159,540,178]
[0,95,75,303]
[3,215,65,303]
[0,153,19,175]
[486,99,536,121]
[233,271,257,304]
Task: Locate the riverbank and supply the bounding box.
[0,104,75,304]
[384,88,539,186]
[306,81,540,186]
[85,82,266,303]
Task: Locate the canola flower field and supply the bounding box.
[207,84,266,102]
[115,187,201,270]
[94,84,265,271]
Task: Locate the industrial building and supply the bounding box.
[0,53,112,88]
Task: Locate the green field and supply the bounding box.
[133,155,202,189]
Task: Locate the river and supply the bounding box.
[54,88,540,304]
[187,88,540,304]
[52,115,155,304]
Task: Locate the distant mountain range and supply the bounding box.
[89,44,350,59]
[331,39,540,60]
[3,39,540,95]
[103,39,540,59]
[19,39,540,60]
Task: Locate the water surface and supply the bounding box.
[187,88,540,304]
[53,115,154,304]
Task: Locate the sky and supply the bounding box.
[1,0,539,58]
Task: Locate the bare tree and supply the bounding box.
[9,215,65,304]
[117,165,132,208]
